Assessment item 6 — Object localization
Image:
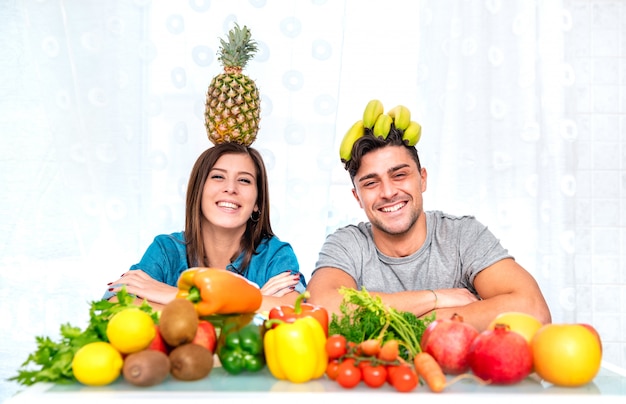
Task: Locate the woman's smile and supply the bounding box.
[216,200,241,210]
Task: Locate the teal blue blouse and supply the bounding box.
[103,232,304,300]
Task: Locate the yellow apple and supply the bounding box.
[487,311,543,345]
[531,323,602,387]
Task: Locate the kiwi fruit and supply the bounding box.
[169,343,214,381]
[159,298,199,347]
[123,349,171,387]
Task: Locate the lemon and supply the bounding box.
[72,341,124,386]
[106,308,156,354]
[487,311,543,345]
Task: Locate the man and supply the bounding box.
[306,123,551,331]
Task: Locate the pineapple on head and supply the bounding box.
[205,23,261,146]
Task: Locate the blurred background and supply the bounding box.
[1,0,625,400]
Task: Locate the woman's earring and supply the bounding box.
[250,210,261,223]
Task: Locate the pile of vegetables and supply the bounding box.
[323,287,448,392]
[9,275,602,394]
[329,286,434,361]
[9,288,158,386]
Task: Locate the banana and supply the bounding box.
[339,120,365,162]
[362,99,384,129]
[387,105,411,131]
[402,121,422,146]
[373,114,393,139]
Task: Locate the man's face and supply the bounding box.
[352,145,427,236]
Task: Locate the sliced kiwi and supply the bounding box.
[123,349,171,387]
[159,298,199,347]
[169,343,214,381]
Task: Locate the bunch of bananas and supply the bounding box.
[339,99,422,163]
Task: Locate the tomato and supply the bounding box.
[341,357,356,366]
[362,364,387,388]
[325,334,347,359]
[357,359,371,369]
[336,359,362,388]
[388,365,418,392]
[531,323,602,387]
[386,363,410,384]
[326,360,340,380]
[347,341,358,353]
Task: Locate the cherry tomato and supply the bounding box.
[341,357,356,366]
[336,359,362,389]
[357,359,372,370]
[326,360,340,380]
[325,334,347,359]
[362,364,387,388]
[386,363,407,384]
[388,365,418,392]
[346,341,359,355]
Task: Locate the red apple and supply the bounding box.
[420,313,479,374]
[192,320,217,353]
[147,324,170,354]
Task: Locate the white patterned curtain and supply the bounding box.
[1,0,624,399]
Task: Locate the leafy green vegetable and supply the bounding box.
[8,287,158,386]
[329,287,434,360]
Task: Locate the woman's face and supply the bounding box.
[201,153,258,232]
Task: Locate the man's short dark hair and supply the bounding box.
[344,127,421,181]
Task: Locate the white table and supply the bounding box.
[5,362,626,404]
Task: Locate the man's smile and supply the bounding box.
[379,201,406,213]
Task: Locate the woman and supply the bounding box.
[104,143,305,312]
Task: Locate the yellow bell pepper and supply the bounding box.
[264,316,328,383]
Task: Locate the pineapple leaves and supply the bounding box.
[218,23,258,69]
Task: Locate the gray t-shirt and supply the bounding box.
[313,210,513,296]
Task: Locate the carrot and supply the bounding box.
[377,339,399,362]
[413,352,447,393]
[359,339,381,356]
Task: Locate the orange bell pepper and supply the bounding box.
[176,267,262,316]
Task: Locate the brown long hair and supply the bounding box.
[184,143,273,274]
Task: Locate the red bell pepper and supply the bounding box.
[268,291,329,337]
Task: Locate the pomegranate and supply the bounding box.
[468,323,533,384]
[420,313,479,374]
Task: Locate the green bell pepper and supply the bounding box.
[216,312,266,374]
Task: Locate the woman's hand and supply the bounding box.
[108,269,178,305]
[260,271,302,297]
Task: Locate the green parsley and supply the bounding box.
[329,287,434,360]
